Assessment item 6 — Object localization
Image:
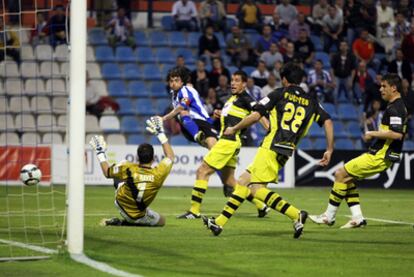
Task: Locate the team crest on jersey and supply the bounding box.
[180,97,190,106]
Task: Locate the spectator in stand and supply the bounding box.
[311,0,330,33]
[116,0,132,19]
[260,42,284,71]
[278,37,289,55]
[266,11,285,39]
[246,77,262,101]
[198,25,221,67]
[346,0,376,43]
[86,72,119,118]
[106,7,136,49]
[199,0,226,33]
[191,59,210,99]
[261,73,281,98]
[376,0,395,54]
[401,24,414,65]
[395,0,413,19]
[401,79,414,139]
[45,5,68,48]
[270,60,283,84]
[275,0,298,30]
[174,55,192,84]
[331,40,357,105]
[393,12,411,50]
[294,28,315,67]
[322,5,343,52]
[289,12,311,42]
[236,0,262,32]
[283,41,302,65]
[360,0,377,35]
[352,29,375,65]
[250,60,270,88]
[204,88,223,116]
[353,60,375,107]
[215,74,231,104]
[307,59,335,103]
[172,0,198,32]
[209,57,230,88]
[254,25,278,57]
[362,98,383,148]
[388,48,412,85]
[226,26,253,67]
[30,12,48,45]
[0,20,21,65]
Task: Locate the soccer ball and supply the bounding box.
[20,164,42,186]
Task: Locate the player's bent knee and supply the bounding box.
[196,162,214,179]
[334,167,348,182]
[249,184,263,196]
[156,215,166,227]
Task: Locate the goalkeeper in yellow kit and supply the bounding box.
[90,116,174,227]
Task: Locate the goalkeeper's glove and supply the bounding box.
[89,135,108,162]
[146,116,168,144]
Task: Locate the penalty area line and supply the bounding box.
[344,215,414,225]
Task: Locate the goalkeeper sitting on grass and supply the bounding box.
[90,116,174,227]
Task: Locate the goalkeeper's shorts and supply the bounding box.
[115,200,161,226]
[179,118,218,142]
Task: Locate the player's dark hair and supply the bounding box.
[233,70,248,82]
[280,62,304,85]
[166,66,190,84]
[137,143,154,164]
[382,73,403,94]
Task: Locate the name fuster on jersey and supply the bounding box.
[284,92,309,106]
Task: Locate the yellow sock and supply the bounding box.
[329,181,347,207]
[215,184,250,227]
[345,183,360,207]
[255,187,300,220]
[246,194,266,210]
[189,180,208,215]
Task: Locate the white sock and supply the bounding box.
[349,205,363,221]
[325,204,338,220]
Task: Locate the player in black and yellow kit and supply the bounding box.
[203,62,334,238]
[177,70,270,219]
[90,116,174,226]
[310,73,408,229]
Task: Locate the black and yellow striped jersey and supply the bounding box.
[369,98,407,161]
[255,85,330,156]
[108,158,173,219]
[220,91,256,142]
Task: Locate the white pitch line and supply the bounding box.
[70,253,143,277]
[0,239,58,254]
[344,215,414,225]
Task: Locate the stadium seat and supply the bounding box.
[299,138,313,150]
[123,63,142,80]
[117,98,136,115]
[9,96,31,114]
[45,79,67,95]
[314,52,331,68]
[42,133,63,144]
[128,81,149,97]
[56,115,67,132]
[0,96,6,112]
[99,115,120,132]
[135,47,155,63]
[106,134,127,145]
[85,115,101,133]
[5,79,23,96]
[321,103,338,120]
[37,114,58,132]
[310,35,323,51]
[354,139,363,150]
[88,28,108,45]
[19,62,37,78]
[161,16,174,31]
[403,140,414,150]
[243,66,256,76]
[188,32,200,48]
[54,44,68,62]
[0,132,20,145]
[228,66,238,75]
[155,48,176,64]
[31,96,52,114]
[35,44,53,61]
[22,132,41,145]
[336,138,354,149]
[170,31,188,47]
[154,99,171,113]
[52,97,68,114]
[333,121,348,138]
[134,31,149,47]
[89,80,108,96]
[115,47,136,62]
[0,61,20,78]
[308,123,325,138]
[107,80,128,97]
[135,99,154,115]
[226,17,237,30]
[87,62,102,79]
[142,64,162,81]
[313,138,327,149]
[14,114,36,131]
[0,114,15,131]
[176,48,194,62]
[347,122,362,139]
[101,63,122,79]
[40,61,61,78]
[21,45,35,61]
[121,116,141,133]
[86,46,95,62]
[149,82,168,98]
[95,46,115,62]
[150,31,170,47]
[338,103,359,120]
[127,134,148,144]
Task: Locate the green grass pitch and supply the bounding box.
[1,186,414,276]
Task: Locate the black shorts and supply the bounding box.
[178,118,218,142]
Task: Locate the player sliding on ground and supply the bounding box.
[203,62,334,238]
[177,70,271,220]
[90,116,174,227]
[309,73,408,229]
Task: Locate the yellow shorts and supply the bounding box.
[344,152,392,180]
[204,139,241,170]
[247,147,286,184]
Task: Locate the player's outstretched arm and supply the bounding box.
[224,111,262,136]
[320,119,334,167]
[146,116,174,161]
[364,130,404,141]
[162,105,184,121]
[89,135,111,178]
